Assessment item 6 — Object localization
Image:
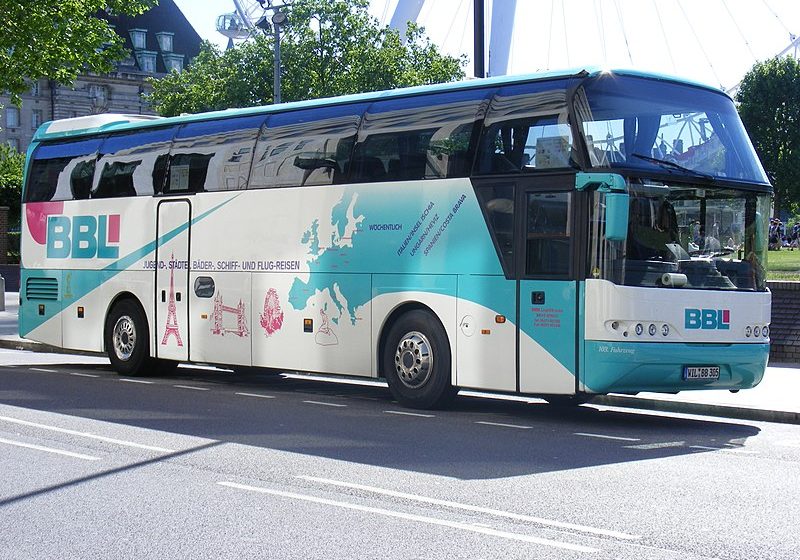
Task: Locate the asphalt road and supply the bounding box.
[1,361,799,559]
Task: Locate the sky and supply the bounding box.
[172,0,800,92]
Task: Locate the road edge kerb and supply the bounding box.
[0,337,103,357]
[594,394,800,425]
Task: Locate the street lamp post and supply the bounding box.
[255,3,288,104]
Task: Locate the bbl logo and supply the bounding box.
[685,308,730,330]
[46,214,120,259]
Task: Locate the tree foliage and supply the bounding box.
[737,56,800,215]
[0,143,25,228]
[148,0,465,116]
[0,0,156,105]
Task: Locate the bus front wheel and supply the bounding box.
[382,310,456,409]
[105,299,153,376]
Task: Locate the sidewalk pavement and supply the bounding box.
[2,291,799,424]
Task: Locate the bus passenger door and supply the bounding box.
[156,200,191,362]
[517,187,579,395]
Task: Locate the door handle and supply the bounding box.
[161,290,166,302]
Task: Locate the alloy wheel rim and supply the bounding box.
[394,331,433,389]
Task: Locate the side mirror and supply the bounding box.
[605,192,629,242]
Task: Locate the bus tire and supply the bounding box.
[382,309,456,409]
[105,299,153,377]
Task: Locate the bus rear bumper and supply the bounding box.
[583,340,769,394]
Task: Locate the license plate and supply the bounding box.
[683,366,720,380]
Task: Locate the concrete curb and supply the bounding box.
[594,394,800,425]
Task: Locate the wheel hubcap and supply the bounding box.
[394,331,433,389]
[112,315,136,361]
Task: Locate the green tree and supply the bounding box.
[0,0,156,105]
[0,143,25,228]
[148,0,465,116]
[737,56,800,216]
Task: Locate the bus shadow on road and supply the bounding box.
[1,364,762,480]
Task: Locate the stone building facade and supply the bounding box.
[0,0,202,153]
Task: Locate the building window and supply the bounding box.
[5,107,20,128]
[30,81,40,97]
[129,29,147,50]
[89,85,110,113]
[6,138,20,151]
[156,32,174,52]
[136,51,158,73]
[32,109,43,130]
[163,53,184,73]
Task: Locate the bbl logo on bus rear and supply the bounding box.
[684,308,730,330]
[46,214,121,259]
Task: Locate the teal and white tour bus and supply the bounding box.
[20,68,772,408]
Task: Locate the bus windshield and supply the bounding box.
[589,182,770,291]
[575,75,770,185]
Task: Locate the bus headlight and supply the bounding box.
[745,326,752,337]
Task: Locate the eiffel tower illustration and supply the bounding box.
[161,253,183,347]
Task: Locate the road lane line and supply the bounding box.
[303,400,347,408]
[235,392,276,399]
[0,436,99,461]
[575,433,640,442]
[120,378,154,384]
[296,475,640,541]
[31,368,57,373]
[0,415,175,452]
[384,410,436,418]
[218,481,599,552]
[624,442,684,450]
[69,372,99,378]
[174,385,210,391]
[475,421,532,430]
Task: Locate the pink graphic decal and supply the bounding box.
[161,253,184,347]
[26,201,64,245]
[260,288,284,336]
[315,308,338,346]
[107,214,121,243]
[211,293,249,337]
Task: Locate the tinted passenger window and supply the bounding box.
[167,115,265,193]
[249,104,368,189]
[476,184,515,273]
[526,192,571,276]
[351,89,492,183]
[26,138,102,202]
[94,127,177,198]
[477,81,573,174]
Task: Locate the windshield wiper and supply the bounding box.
[631,153,715,182]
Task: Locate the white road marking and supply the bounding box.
[689,445,719,451]
[31,368,57,373]
[575,433,640,442]
[120,378,154,384]
[689,445,757,455]
[624,442,685,450]
[218,481,600,552]
[0,415,175,452]
[235,392,276,399]
[297,475,640,541]
[475,421,532,430]
[174,385,210,391]
[0,436,99,461]
[69,372,99,378]
[303,400,347,408]
[384,410,436,418]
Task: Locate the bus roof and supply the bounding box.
[32,67,727,142]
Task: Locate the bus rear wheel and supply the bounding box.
[383,310,456,409]
[105,299,154,376]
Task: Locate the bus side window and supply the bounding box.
[525,192,571,277]
[477,80,573,175]
[250,103,368,189]
[94,127,177,198]
[351,88,493,184]
[167,115,264,193]
[25,138,102,202]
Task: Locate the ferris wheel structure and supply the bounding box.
[216,0,273,44]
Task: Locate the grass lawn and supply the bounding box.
[767,249,800,281]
